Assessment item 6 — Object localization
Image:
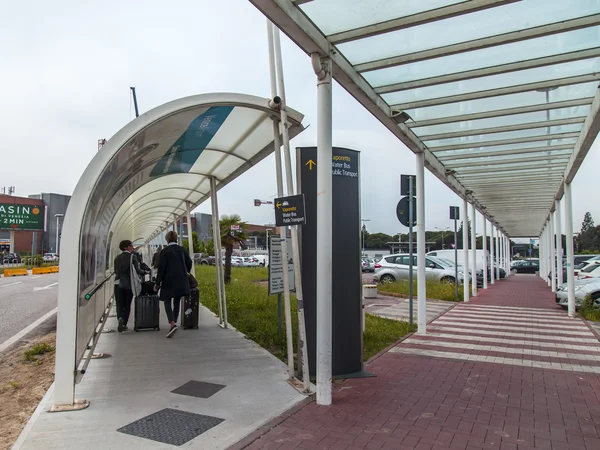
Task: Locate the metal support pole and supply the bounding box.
[274,26,311,391]
[454,217,459,297]
[470,203,477,297]
[490,224,495,285]
[462,197,470,302]
[408,178,414,326]
[547,222,552,287]
[565,183,575,317]
[210,179,224,326]
[186,201,195,276]
[556,199,563,286]
[313,53,333,406]
[551,211,557,293]
[495,230,500,280]
[482,218,488,289]
[416,153,426,334]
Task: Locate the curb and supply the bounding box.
[227,394,315,450]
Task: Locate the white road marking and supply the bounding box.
[0,307,58,353]
[0,281,22,288]
[33,282,59,292]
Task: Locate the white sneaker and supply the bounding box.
[166,325,178,338]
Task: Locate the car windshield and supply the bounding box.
[582,262,600,273]
[429,256,452,269]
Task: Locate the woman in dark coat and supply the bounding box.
[154,230,192,337]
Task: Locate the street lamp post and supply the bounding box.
[265,228,272,250]
[435,226,451,249]
[361,219,370,255]
[55,214,64,255]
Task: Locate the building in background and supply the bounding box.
[0,192,70,254]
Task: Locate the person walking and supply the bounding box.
[155,231,192,338]
[114,240,147,332]
[152,245,163,278]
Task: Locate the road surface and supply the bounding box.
[0,273,59,346]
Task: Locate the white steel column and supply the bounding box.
[186,201,195,276]
[546,222,552,287]
[495,230,500,280]
[555,200,563,286]
[550,211,557,293]
[470,203,477,297]
[416,152,427,333]
[565,183,575,317]
[482,219,488,289]
[490,224,495,285]
[273,26,310,391]
[313,53,333,406]
[269,22,296,383]
[462,197,470,302]
[506,235,510,273]
[210,177,228,328]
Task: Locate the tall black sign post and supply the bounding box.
[398,175,417,325]
[298,146,368,378]
[450,206,460,299]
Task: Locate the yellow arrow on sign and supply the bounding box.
[276,202,282,208]
[306,159,316,170]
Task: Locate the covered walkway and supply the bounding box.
[243,275,600,450]
[13,305,306,450]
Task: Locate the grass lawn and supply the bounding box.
[377,279,467,302]
[579,296,600,322]
[195,265,414,362]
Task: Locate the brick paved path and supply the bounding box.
[242,275,600,450]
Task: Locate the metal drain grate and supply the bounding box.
[171,380,226,399]
[117,408,224,446]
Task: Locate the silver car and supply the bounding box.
[557,278,600,309]
[373,254,467,284]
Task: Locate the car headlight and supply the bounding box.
[574,285,584,292]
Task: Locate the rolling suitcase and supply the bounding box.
[182,288,200,330]
[134,294,160,331]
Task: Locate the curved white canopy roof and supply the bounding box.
[251,0,600,237]
[66,92,304,296]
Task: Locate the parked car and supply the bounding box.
[2,253,21,264]
[555,278,598,303]
[242,257,260,267]
[361,258,374,272]
[231,257,245,267]
[373,253,467,284]
[253,255,269,267]
[513,260,539,274]
[557,278,600,310]
[577,261,600,280]
[43,253,59,262]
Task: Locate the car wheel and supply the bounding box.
[440,276,454,284]
[379,274,395,284]
[200,261,208,265]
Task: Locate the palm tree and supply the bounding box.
[218,214,248,284]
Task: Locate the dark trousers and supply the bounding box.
[164,297,181,324]
[114,286,133,325]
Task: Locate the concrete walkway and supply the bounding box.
[243,275,600,450]
[13,304,306,450]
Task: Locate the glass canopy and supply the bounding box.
[251,0,600,237]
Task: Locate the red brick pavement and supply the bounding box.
[240,275,600,450]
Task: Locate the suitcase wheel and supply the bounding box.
[155,327,160,331]
[194,326,199,330]
[134,327,139,332]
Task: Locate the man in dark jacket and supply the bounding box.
[155,231,192,338]
[114,240,147,332]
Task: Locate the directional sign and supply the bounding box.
[268,235,295,295]
[396,196,416,227]
[306,159,316,170]
[274,194,306,227]
[400,174,416,196]
[449,206,460,220]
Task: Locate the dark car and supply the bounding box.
[476,266,507,286]
[2,253,21,264]
[514,260,539,274]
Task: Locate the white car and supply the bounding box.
[577,261,600,280]
[557,278,600,310]
[374,254,469,284]
[242,257,260,267]
[43,253,59,262]
[252,255,269,267]
[231,257,244,266]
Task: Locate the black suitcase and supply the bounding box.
[134,294,160,331]
[182,288,200,330]
[141,280,155,295]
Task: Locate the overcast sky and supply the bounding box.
[2,0,599,241]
